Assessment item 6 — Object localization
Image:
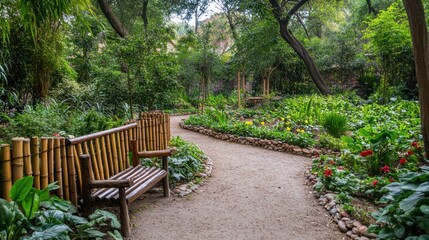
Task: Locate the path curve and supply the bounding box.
[130,116,343,240]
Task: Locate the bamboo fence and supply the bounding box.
[0,112,170,204]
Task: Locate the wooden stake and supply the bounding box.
[31,137,40,189]
[61,138,69,200]
[1,144,12,201]
[54,138,63,198]
[12,138,24,182]
[23,139,32,176]
[40,138,48,188]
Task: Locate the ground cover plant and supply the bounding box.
[184,93,426,238]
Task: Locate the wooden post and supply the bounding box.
[1,144,12,201]
[54,138,63,198]
[48,138,54,183]
[162,156,170,198]
[31,137,40,189]
[23,139,32,176]
[40,137,48,188]
[61,138,70,201]
[79,154,93,218]
[119,187,130,238]
[12,138,24,182]
[237,71,241,108]
[66,144,77,206]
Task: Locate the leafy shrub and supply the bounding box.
[369,167,429,239]
[321,112,348,138]
[168,136,205,186]
[0,176,122,239]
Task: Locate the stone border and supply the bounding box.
[172,155,214,197]
[180,122,340,157]
[306,171,378,240]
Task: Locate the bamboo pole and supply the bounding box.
[60,138,69,201]
[100,137,110,178]
[106,135,114,175]
[137,120,143,151]
[23,139,32,177]
[30,137,40,189]
[94,138,106,179]
[1,144,12,201]
[120,131,126,170]
[110,134,119,174]
[89,140,101,180]
[75,144,84,184]
[124,130,130,168]
[116,132,124,171]
[48,138,54,183]
[66,144,77,206]
[12,138,24,183]
[142,119,147,151]
[54,138,63,198]
[149,119,154,151]
[167,114,171,146]
[40,137,48,188]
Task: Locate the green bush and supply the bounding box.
[321,112,348,138]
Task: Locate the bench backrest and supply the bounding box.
[66,123,138,205]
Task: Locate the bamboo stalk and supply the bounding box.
[66,144,77,206]
[106,135,114,175]
[12,138,24,183]
[149,119,153,151]
[124,130,130,168]
[23,139,32,177]
[40,137,48,188]
[120,131,126,170]
[167,114,171,146]
[1,144,12,201]
[75,144,84,184]
[116,132,124,171]
[60,138,69,200]
[110,134,119,174]
[89,140,101,180]
[94,138,106,180]
[142,119,147,151]
[54,138,63,198]
[48,138,54,183]
[99,137,109,178]
[30,137,40,189]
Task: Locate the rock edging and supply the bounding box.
[180,122,339,157]
[306,171,378,240]
[172,155,214,197]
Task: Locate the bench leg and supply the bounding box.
[119,188,131,238]
[163,176,170,198]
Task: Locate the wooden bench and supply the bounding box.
[66,123,171,238]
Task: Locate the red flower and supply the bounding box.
[372,179,378,186]
[389,177,395,183]
[412,141,419,148]
[313,151,320,158]
[337,166,344,170]
[324,169,333,177]
[380,165,390,173]
[329,160,335,165]
[360,150,373,157]
[53,133,60,137]
[399,158,407,165]
[406,150,414,157]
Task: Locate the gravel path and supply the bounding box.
[130,116,343,240]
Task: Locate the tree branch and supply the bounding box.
[97,0,128,38]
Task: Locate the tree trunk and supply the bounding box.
[279,23,331,94]
[269,0,331,95]
[142,0,149,31]
[403,0,429,159]
[97,0,129,38]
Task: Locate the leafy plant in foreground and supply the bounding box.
[0,176,122,240]
[369,167,429,239]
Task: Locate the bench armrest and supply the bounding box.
[131,140,174,168]
[90,179,132,189]
[137,149,173,158]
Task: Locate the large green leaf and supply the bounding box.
[421,205,429,215]
[22,191,40,219]
[417,182,429,192]
[89,210,121,229]
[400,192,425,213]
[394,224,405,238]
[9,176,34,202]
[29,224,71,239]
[417,217,429,234]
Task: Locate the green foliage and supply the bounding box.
[369,167,429,239]
[1,176,122,240]
[321,112,348,138]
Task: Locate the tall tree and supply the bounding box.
[403,0,429,158]
[268,0,331,94]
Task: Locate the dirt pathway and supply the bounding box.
[130,116,343,240]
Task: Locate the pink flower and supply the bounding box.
[380,165,390,173]
[372,179,378,186]
[337,166,344,170]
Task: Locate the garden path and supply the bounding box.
[130,115,343,240]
